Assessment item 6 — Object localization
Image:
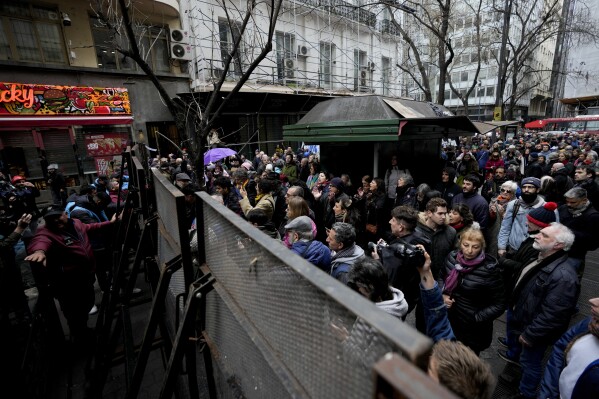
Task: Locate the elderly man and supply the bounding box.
[498,177,545,257]
[174,173,192,189]
[326,222,364,284]
[285,216,330,272]
[497,223,580,399]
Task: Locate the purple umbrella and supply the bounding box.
[204,147,237,164]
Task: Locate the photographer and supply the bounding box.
[370,206,429,318]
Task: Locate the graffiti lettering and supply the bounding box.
[0,84,34,108]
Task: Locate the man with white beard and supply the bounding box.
[497,223,580,399]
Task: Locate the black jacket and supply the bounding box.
[380,232,430,312]
[558,204,599,260]
[415,220,457,281]
[443,251,505,352]
[510,251,580,346]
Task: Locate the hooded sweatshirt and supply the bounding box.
[434,167,461,205]
[376,287,408,319]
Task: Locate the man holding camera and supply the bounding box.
[371,206,429,319]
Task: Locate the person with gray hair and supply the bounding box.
[558,187,599,274]
[394,174,417,208]
[285,216,331,273]
[326,222,365,284]
[498,222,581,399]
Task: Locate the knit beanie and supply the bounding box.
[330,177,345,192]
[521,177,541,189]
[527,202,559,228]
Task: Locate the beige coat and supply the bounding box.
[240,193,275,221]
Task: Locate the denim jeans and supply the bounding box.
[519,343,548,397]
[505,309,548,398]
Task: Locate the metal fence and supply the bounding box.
[192,191,454,398]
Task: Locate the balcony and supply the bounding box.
[299,0,377,28]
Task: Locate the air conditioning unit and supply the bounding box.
[170,42,193,61]
[169,29,192,61]
[170,29,189,44]
[360,69,368,79]
[285,58,295,69]
[368,62,376,70]
[297,45,309,57]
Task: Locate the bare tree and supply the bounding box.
[92,0,283,180]
[492,0,599,119]
[386,0,455,104]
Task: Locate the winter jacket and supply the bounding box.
[434,182,461,206]
[442,251,505,353]
[364,192,386,232]
[384,167,410,199]
[510,251,580,347]
[498,236,538,304]
[539,317,599,399]
[28,218,112,282]
[281,163,298,184]
[420,281,455,342]
[415,219,457,282]
[222,190,243,217]
[330,244,364,284]
[380,233,430,312]
[498,197,545,252]
[240,193,275,221]
[524,161,544,179]
[576,178,599,212]
[394,185,417,208]
[451,191,490,230]
[290,240,331,273]
[558,203,599,260]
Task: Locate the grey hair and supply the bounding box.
[501,180,518,193]
[331,222,356,247]
[548,222,575,251]
[416,183,431,195]
[400,175,415,186]
[297,229,314,241]
[564,187,588,200]
[288,186,304,197]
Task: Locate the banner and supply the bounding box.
[94,156,122,176]
[85,133,128,157]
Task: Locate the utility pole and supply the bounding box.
[493,0,512,142]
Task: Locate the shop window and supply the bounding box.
[90,15,170,73]
[0,2,67,64]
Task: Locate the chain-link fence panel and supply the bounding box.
[198,192,436,399]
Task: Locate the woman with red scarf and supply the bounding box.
[441,228,505,355]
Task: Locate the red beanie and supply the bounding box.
[527,202,558,228]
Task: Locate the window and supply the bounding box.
[220,19,244,77]
[90,15,170,72]
[444,90,450,99]
[486,86,495,97]
[353,49,368,91]
[275,31,295,80]
[320,41,336,88]
[381,56,391,95]
[0,2,67,63]
[461,71,469,82]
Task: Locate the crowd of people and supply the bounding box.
[2,133,599,397]
[168,132,599,399]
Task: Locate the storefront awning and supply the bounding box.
[0,115,133,127]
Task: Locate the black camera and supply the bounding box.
[368,240,425,267]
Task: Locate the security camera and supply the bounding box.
[62,12,71,26]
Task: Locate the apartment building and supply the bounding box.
[182,0,407,153]
[0,0,189,189]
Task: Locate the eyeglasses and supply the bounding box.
[500,188,512,193]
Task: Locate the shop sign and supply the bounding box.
[0,82,131,116]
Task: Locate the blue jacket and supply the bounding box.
[498,197,545,252]
[420,281,455,342]
[511,251,580,346]
[539,317,597,399]
[291,240,331,273]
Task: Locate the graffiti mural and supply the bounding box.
[0,82,131,115]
